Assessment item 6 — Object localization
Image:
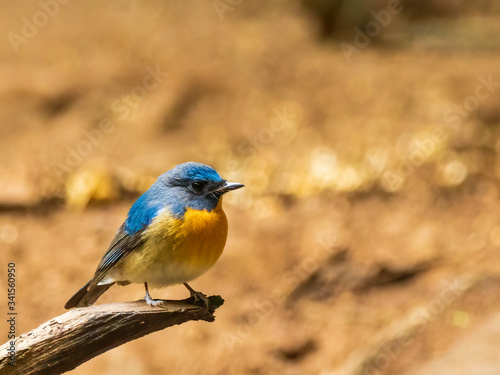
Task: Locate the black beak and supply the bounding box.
[215,181,245,195]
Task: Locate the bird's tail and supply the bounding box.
[64,280,114,309]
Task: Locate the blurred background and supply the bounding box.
[2,0,500,374]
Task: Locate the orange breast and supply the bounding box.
[116,198,229,286]
[175,199,229,268]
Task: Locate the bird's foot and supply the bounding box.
[183,283,210,309]
[144,293,165,307]
[144,282,164,307]
[190,290,209,309]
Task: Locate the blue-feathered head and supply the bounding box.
[157,162,244,213]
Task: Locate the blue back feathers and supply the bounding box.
[124,162,225,234]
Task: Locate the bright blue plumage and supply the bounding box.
[166,162,223,183]
[124,185,165,234]
[124,162,226,233]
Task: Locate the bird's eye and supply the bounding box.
[190,181,206,194]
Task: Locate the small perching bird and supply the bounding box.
[65,162,244,309]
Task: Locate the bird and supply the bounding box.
[64,162,244,309]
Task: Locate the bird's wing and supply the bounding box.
[87,224,145,289]
[87,194,165,289]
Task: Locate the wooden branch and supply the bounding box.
[0,296,224,375]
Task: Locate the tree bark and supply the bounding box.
[0,296,224,375]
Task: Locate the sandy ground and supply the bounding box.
[2,1,500,374]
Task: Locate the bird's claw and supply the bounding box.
[183,283,210,309]
[190,290,209,309]
[145,293,165,307]
[144,283,165,307]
